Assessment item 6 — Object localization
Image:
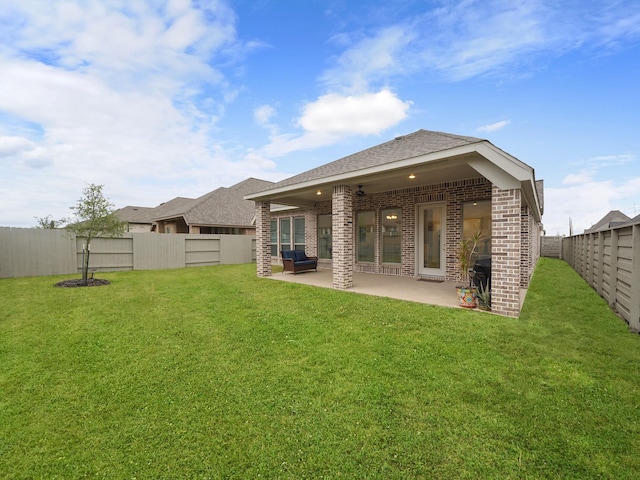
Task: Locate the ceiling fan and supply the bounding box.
[356,185,366,197]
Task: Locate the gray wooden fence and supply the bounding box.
[562,222,640,332]
[541,236,563,258]
[0,228,256,279]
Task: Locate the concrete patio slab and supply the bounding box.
[266,267,462,309]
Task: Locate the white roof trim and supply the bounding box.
[245,143,485,201]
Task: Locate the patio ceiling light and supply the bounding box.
[316,190,322,195]
[409,174,416,179]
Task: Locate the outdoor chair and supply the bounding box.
[281,250,318,274]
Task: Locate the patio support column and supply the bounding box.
[491,185,521,317]
[255,201,272,277]
[332,185,353,289]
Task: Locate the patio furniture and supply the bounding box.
[472,258,491,291]
[281,250,318,274]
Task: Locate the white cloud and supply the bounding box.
[584,153,635,168]
[322,26,416,92]
[298,90,411,136]
[0,136,35,157]
[319,1,640,85]
[562,171,595,186]
[254,89,411,159]
[477,120,510,133]
[544,176,640,235]
[0,1,262,227]
[254,105,276,126]
[544,153,640,233]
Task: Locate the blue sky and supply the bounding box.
[1,0,639,234]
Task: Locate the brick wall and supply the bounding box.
[492,186,521,317]
[269,178,493,279]
[332,185,353,289]
[255,201,271,277]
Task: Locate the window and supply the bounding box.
[463,200,491,261]
[317,214,332,259]
[381,208,402,264]
[270,219,278,257]
[280,218,291,251]
[293,217,305,250]
[357,211,375,262]
[275,216,306,255]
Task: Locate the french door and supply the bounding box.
[417,204,446,277]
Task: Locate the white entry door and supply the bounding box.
[417,204,446,277]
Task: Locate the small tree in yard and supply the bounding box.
[34,214,68,229]
[66,184,125,285]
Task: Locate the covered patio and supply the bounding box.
[267,268,528,312]
[246,129,543,318]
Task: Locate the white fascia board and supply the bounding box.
[470,143,542,221]
[467,157,520,190]
[244,143,482,201]
[270,204,301,212]
[474,143,533,181]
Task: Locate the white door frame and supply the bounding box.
[416,203,447,277]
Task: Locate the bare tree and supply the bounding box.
[66,184,125,285]
[34,214,67,229]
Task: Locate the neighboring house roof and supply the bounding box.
[245,129,542,221]
[153,197,198,219]
[584,210,632,233]
[115,206,157,224]
[535,180,544,215]
[155,178,275,227]
[626,213,640,225]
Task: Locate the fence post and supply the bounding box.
[609,229,619,311]
[581,235,587,279]
[586,233,595,287]
[630,224,640,333]
[596,232,604,296]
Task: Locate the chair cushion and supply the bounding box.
[282,250,295,260]
[294,259,316,267]
[293,250,307,261]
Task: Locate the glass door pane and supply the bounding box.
[418,204,445,276]
[424,207,441,269]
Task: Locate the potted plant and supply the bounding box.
[455,230,482,308]
[476,283,491,311]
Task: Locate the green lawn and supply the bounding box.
[1,258,638,479]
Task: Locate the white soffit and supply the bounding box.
[467,157,520,190]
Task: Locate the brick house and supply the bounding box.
[245,129,544,317]
[153,178,274,234]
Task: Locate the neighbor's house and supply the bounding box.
[115,206,158,232]
[245,129,544,318]
[154,178,274,234]
[584,210,631,233]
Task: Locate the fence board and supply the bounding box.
[133,234,185,270]
[562,222,639,332]
[0,228,76,278]
[0,228,255,278]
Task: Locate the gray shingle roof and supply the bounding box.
[584,210,631,233]
[185,178,274,226]
[153,197,198,220]
[254,129,484,192]
[115,206,157,224]
[117,178,275,228]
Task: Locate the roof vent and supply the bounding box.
[394,135,404,140]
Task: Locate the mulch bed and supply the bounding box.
[55,278,110,288]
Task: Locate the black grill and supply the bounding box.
[472,258,491,291]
